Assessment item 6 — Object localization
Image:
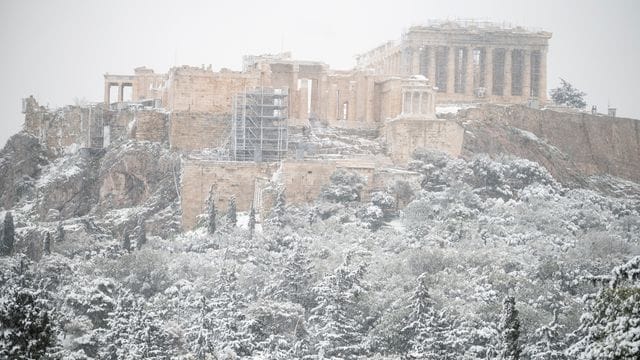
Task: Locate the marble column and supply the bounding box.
[539,49,548,102]
[522,49,531,99]
[427,46,437,88]
[104,82,111,106]
[446,46,456,95]
[485,47,493,97]
[504,48,512,97]
[411,47,420,75]
[117,84,124,102]
[465,47,475,97]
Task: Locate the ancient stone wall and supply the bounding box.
[165,66,260,113]
[169,112,230,151]
[132,110,168,143]
[384,119,464,164]
[181,161,277,230]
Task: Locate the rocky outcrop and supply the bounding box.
[459,105,640,187]
[0,132,48,210]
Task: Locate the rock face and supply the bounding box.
[98,141,180,212]
[459,105,640,187]
[0,133,48,209]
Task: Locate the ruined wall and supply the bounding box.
[460,105,640,184]
[23,98,105,151]
[181,161,277,230]
[384,119,464,164]
[169,112,229,151]
[165,66,260,113]
[132,110,168,143]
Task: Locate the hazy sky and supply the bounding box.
[1,0,639,147]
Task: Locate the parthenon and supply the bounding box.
[357,19,552,103]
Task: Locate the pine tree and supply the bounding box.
[228,195,237,227]
[526,310,567,360]
[499,296,521,360]
[271,187,287,229]
[0,288,57,358]
[99,291,178,359]
[55,221,64,243]
[122,229,132,253]
[272,243,315,309]
[134,216,146,250]
[248,205,256,239]
[43,231,51,256]
[568,256,640,359]
[309,250,369,358]
[206,185,217,235]
[402,273,454,359]
[1,211,15,256]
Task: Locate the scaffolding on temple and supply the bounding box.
[231,87,289,162]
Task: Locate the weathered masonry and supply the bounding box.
[357,20,551,103]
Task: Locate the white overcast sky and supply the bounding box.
[1,0,639,147]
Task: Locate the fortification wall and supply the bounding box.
[384,119,464,163]
[169,112,229,151]
[181,161,277,230]
[460,105,640,184]
[132,110,168,143]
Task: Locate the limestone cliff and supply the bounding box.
[459,105,640,188]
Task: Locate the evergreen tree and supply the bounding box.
[272,243,315,309]
[134,216,146,250]
[55,221,64,243]
[525,310,566,360]
[402,273,454,359]
[0,288,57,358]
[99,291,178,359]
[568,256,640,359]
[227,195,237,227]
[248,205,256,239]
[43,231,51,256]
[206,186,217,235]
[499,296,521,360]
[309,250,369,358]
[550,78,587,109]
[1,211,15,256]
[271,187,287,229]
[122,230,132,253]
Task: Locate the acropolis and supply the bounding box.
[24,20,555,229]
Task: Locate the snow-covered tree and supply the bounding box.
[227,195,237,227]
[248,205,256,239]
[1,211,15,256]
[321,169,366,203]
[55,221,65,243]
[122,230,132,253]
[99,290,178,359]
[134,216,146,250]
[568,256,640,359]
[524,310,567,360]
[550,78,587,109]
[499,296,521,360]
[43,231,52,256]
[309,249,370,358]
[271,243,315,309]
[402,273,454,359]
[270,187,288,229]
[206,185,217,235]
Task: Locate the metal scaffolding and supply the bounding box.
[231,87,289,162]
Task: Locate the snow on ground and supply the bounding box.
[36,156,82,187]
[436,103,477,115]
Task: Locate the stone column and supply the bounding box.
[485,47,493,97]
[104,81,111,106]
[522,49,531,99]
[427,46,437,88]
[411,47,420,75]
[117,84,124,102]
[446,46,456,95]
[418,92,423,114]
[465,47,475,97]
[504,48,512,97]
[539,49,548,102]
